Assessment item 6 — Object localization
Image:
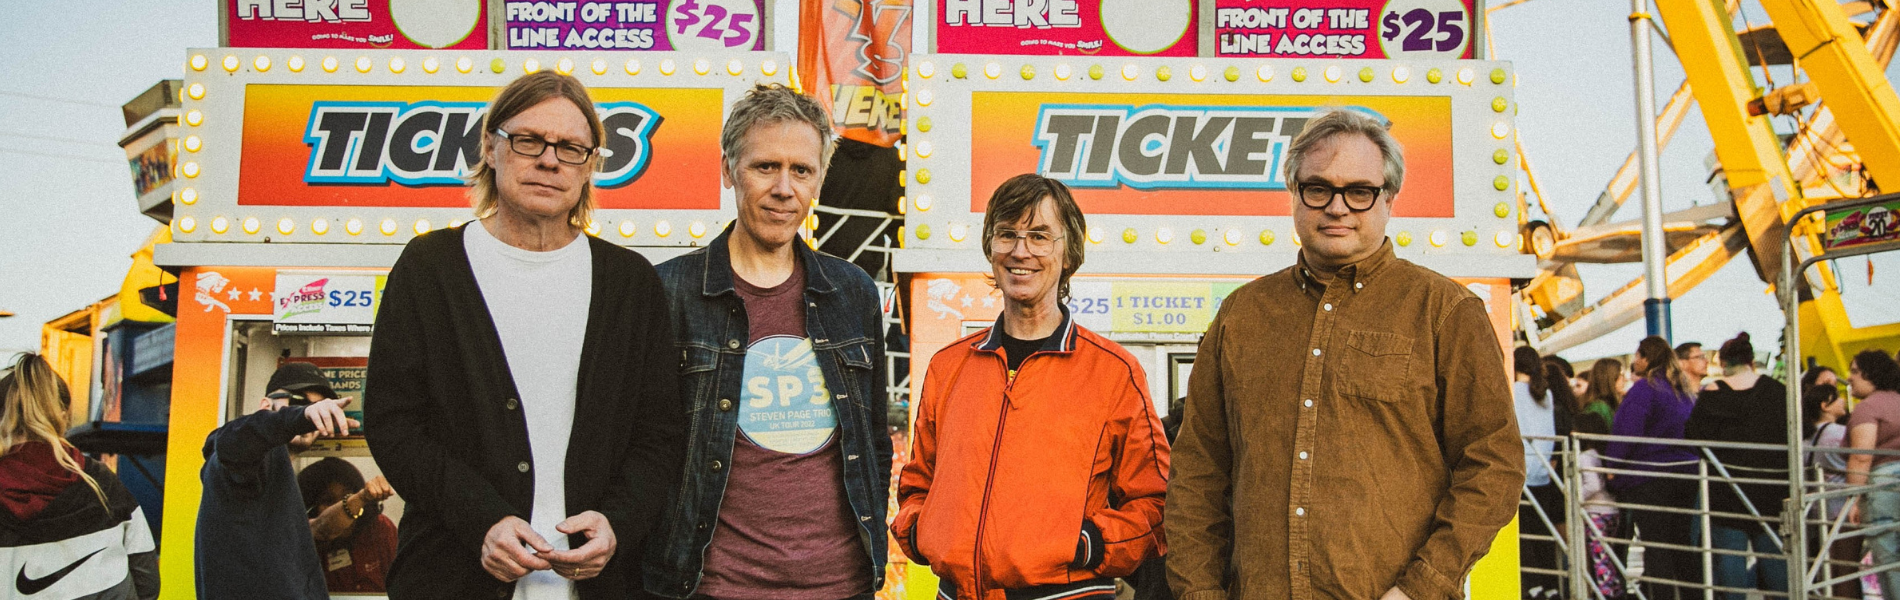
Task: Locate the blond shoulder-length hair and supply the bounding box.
[466,72,606,229]
[1,353,107,508]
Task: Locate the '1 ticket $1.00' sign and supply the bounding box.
[505,0,766,51]
[1214,0,1476,59]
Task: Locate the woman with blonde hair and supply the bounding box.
[0,353,157,599]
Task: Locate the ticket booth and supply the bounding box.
[156,47,794,598]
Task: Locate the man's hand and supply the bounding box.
[304,397,360,437]
[481,516,553,582]
[541,511,616,580]
[1380,586,1414,600]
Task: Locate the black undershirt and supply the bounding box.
[999,330,1051,375]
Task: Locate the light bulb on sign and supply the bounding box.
[1429,231,1447,247]
[346,219,364,235]
[916,141,933,158]
[323,56,339,72]
[424,57,440,73]
[1054,64,1072,80]
[185,110,203,126]
[762,60,779,76]
[242,217,260,234]
[457,57,474,73]
[727,59,743,75]
[1156,228,1174,244]
[1257,64,1274,81]
[1088,226,1104,244]
[181,162,200,178]
[917,61,934,78]
[625,59,641,75]
[659,59,676,75]
[277,218,295,235]
[311,219,329,235]
[179,188,199,205]
[190,55,208,71]
[656,221,672,237]
[1457,67,1474,85]
[1392,66,1410,83]
[355,56,372,73]
[1495,230,1516,248]
[389,57,405,73]
[1323,66,1342,83]
[557,58,574,74]
[1224,229,1242,245]
[288,56,305,72]
[591,59,607,75]
[380,219,398,236]
[1190,64,1207,81]
[914,194,932,211]
[1491,121,1511,139]
[177,217,197,233]
[1121,64,1138,80]
[222,55,240,72]
[693,59,711,75]
[210,217,229,234]
[619,221,637,237]
[916,89,933,106]
[948,223,968,242]
[585,220,600,236]
[524,58,540,74]
[690,221,707,238]
[983,62,1001,79]
[184,136,201,152]
[253,56,271,72]
[414,219,431,234]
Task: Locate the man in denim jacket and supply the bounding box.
[644,84,890,600]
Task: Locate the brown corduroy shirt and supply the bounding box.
[1165,241,1523,600]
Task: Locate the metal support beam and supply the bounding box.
[1759,0,1900,190]
[1632,0,1672,340]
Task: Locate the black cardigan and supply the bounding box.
[364,225,683,600]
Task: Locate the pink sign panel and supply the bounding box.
[1214,0,1477,59]
[935,0,1198,57]
[225,0,490,49]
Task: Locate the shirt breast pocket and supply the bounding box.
[1337,330,1415,403]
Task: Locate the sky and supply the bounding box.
[0,0,1896,362]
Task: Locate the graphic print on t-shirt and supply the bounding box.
[740,335,837,454]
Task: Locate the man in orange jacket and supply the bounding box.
[892,174,1171,600]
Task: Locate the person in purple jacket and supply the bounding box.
[1604,335,1703,600]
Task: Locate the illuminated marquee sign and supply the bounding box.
[1033,104,1339,190]
[300,100,658,187]
[176,49,789,246]
[904,53,1523,259]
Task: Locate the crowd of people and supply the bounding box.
[1513,334,1900,600]
[3,68,1898,600]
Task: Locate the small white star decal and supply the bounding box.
[248,288,264,301]
[960,295,974,308]
[981,296,997,308]
[227,288,242,301]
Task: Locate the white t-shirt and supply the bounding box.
[465,221,592,600]
[1513,381,1557,487]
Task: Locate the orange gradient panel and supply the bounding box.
[238,84,724,209]
[967,92,1454,217]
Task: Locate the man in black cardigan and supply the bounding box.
[365,71,683,600]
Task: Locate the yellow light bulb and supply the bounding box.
[191,55,208,71]
[660,59,676,75]
[916,141,933,158]
[414,219,431,234]
[915,194,933,211]
[311,218,329,235]
[177,216,197,233]
[1257,64,1274,81]
[181,162,200,178]
[222,55,240,72]
[524,58,541,73]
[693,59,710,75]
[1495,230,1516,248]
[916,89,933,106]
[917,61,935,78]
[557,58,574,74]
[184,136,202,152]
[591,58,607,75]
[1259,230,1275,245]
[619,221,637,237]
[585,220,600,236]
[253,56,271,72]
[185,110,203,126]
[762,59,779,76]
[727,59,743,75]
[277,218,295,235]
[210,216,229,233]
[179,188,199,205]
[1123,228,1138,244]
[355,56,372,73]
[1088,226,1104,244]
[457,57,474,73]
[323,56,339,72]
[288,56,305,72]
[242,217,260,234]
[424,57,440,73]
[690,221,707,238]
[380,219,398,236]
[625,59,641,75]
[389,57,405,73]
[656,220,672,236]
[1121,64,1138,80]
[346,219,363,235]
[949,223,968,242]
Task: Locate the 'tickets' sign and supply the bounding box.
[225,0,490,49]
[237,84,724,210]
[1214,0,1477,59]
[972,91,1454,217]
[935,0,1197,56]
[503,0,768,51]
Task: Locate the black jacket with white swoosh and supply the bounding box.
[0,457,158,600]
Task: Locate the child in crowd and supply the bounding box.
[1574,414,1626,599]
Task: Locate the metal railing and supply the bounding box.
[1518,433,1900,600]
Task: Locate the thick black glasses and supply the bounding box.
[1298,182,1385,211]
[494,129,595,165]
[990,229,1063,256]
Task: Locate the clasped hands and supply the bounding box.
[481,512,616,583]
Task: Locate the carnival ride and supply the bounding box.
[1507,0,1900,370]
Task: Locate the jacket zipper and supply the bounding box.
[972,350,1032,599]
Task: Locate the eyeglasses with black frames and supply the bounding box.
[494,129,596,166]
[1297,182,1385,212]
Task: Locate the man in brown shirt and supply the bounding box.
[1166,109,1523,600]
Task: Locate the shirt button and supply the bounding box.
[727,339,742,350]
[697,521,708,531]
[718,399,733,411]
[710,460,724,472]
[1295,507,1306,516]
[1304,399,1314,408]
[1312,348,1322,356]
[516,461,530,473]
[504,398,518,410]
[1323,303,1333,311]
[1299,451,1309,460]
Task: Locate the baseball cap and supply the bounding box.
[266,362,338,405]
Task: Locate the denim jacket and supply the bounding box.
[644,226,891,598]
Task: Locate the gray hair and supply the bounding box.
[1280,109,1405,198]
[720,83,835,179]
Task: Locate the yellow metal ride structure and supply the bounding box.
[1509,0,1900,371]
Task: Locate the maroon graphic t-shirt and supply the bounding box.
[696,259,872,599]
